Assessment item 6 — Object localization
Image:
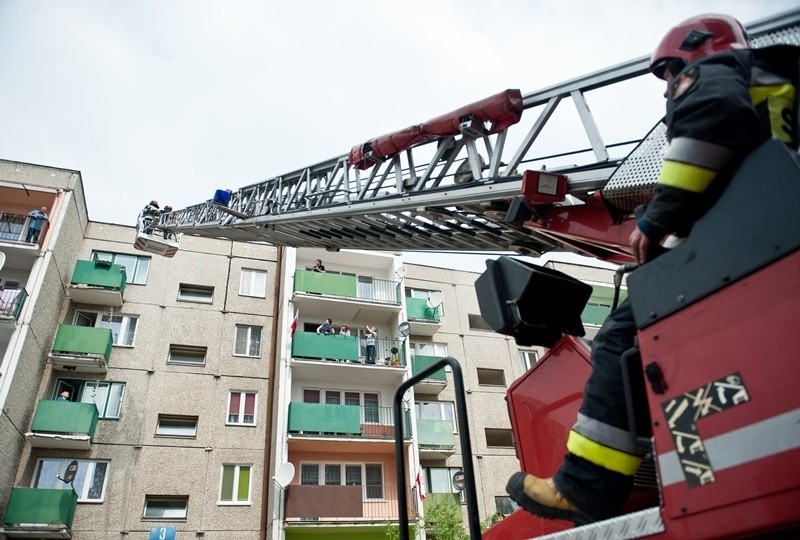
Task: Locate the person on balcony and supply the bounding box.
[365,325,378,364]
[25,206,48,243]
[339,324,351,336]
[316,319,335,335]
[56,390,71,401]
[312,259,326,272]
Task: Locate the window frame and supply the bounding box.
[233,324,262,357]
[422,466,465,503]
[143,495,189,521]
[477,367,506,387]
[75,310,139,348]
[415,400,457,433]
[91,251,151,285]
[239,268,267,298]
[218,464,252,505]
[155,414,198,438]
[518,350,539,371]
[55,378,125,420]
[299,461,385,501]
[227,391,257,426]
[32,458,110,503]
[177,284,215,304]
[167,345,207,366]
[405,287,445,316]
[485,427,515,448]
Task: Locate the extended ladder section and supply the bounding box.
[161,10,800,258]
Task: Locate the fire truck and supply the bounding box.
[159,9,800,539]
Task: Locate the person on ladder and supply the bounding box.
[140,200,161,235]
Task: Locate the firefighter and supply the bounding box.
[141,200,161,235]
[507,13,799,524]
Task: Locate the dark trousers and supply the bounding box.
[554,299,638,520]
[366,345,376,364]
[26,227,41,243]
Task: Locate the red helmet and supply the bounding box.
[650,14,750,80]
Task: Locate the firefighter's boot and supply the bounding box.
[506,472,594,525]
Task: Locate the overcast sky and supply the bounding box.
[1,1,795,271]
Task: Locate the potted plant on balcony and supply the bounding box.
[390,346,400,367]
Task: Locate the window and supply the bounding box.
[75,311,138,347]
[422,466,464,502]
[477,368,506,386]
[156,415,198,438]
[518,350,539,371]
[143,496,189,520]
[485,428,514,447]
[234,325,262,357]
[168,345,207,366]
[468,313,493,331]
[219,464,251,504]
[92,251,150,285]
[32,458,109,502]
[300,464,319,485]
[227,391,257,425]
[363,393,379,424]
[55,379,125,419]
[365,464,384,499]
[495,495,519,516]
[301,463,384,500]
[240,269,267,297]
[416,401,456,432]
[410,341,451,372]
[178,284,214,303]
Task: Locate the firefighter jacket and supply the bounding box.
[142,203,161,221]
[638,45,799,242]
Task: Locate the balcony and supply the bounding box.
[292,270,402,322]
[417,419,456,458]
[25,400,99,450]
[292,333,406,365]
[0,287,27,348]
[411,355,447,394]
[67,259,126,307]
[406,297,442,336]
[284,484,415,523]
[0,487,77,539]
[48,324,113,373]
[287,402,411,452]
[0,212,44,268]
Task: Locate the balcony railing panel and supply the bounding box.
[51,324,113,360]
[2,487,77,528]
[0,287,27,321]
[417,418,455,448]
[70,259,127,293]
[288,402,411,438]
[294,269,401,304]
[285,484,415,521]
[0,212,30,243]
[406,297,441,322]
[411,355,446,381]
[30,400,99,437]
[292,333,406,367]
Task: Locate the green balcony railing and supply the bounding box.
[30,400,99,438]
[51,324,113,360]
[70,259,127,294]
[406,297,441,323]
[293,269,401,304]
[2,487,78,528]
[288,402,411,437]
[292,332,360,361]
[292,332,407,367]
[411,355,446,381]
[0,287,28,321]
[417,419,455,448]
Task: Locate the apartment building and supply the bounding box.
[267,249,621,539]
[0,160,620,540]
[0,160,278,539]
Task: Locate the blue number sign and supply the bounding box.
[149,526,176,540]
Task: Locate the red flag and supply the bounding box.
[416,471,426,501]
[290,308,299,337]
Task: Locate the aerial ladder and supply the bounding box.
[161,9,800,540]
